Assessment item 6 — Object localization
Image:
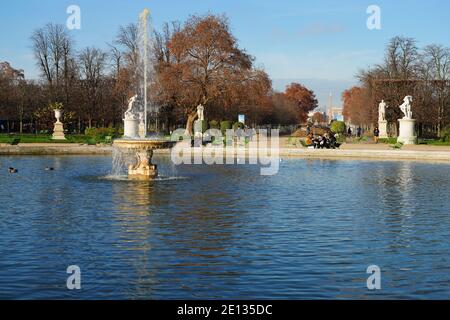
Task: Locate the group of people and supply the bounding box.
[305,132,341,149]
[193,126,256,147]
[347,127,363,138]
[348,126,381,143]
[235,127,256,142]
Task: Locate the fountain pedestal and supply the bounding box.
[128,149,158,180]
[113,139,175,180]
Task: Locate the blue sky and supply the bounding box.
[1,0,449,108]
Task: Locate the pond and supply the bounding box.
[0,155,449,299]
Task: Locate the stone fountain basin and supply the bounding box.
[113,139,175,150]
[113,139,176,180]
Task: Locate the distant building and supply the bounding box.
[327,92,344,122]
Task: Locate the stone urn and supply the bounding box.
[54,109,62,122]
[52,109,66,140]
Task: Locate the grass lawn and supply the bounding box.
[0,134,99,145]
[348,136,450,147]
[418,139,450,146]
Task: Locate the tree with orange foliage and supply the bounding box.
[342,86,372,126]
[311,112,327,124]
[284,83,318,123]
[155,14,261,134]
[269,92,298,125]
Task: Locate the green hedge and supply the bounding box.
[220,121,233,134]
[209,120,219,129]
[330,121,346,134]
[233,122,245,130]
[9,138,21,145]
[379,137,397,144]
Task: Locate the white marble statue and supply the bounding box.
[378,100,388,122]
[399,96,413,120]
[124,95,140,120]
[197,104,205,122]
[123,95,144,138]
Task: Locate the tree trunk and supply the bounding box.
[184,111,198,136]
[19,111,23,134]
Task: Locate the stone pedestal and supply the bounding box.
[128,149,158,180]
[124,118,139,138]
[378,120,388,139]
[398,118,417,145]
[52,121,66,140]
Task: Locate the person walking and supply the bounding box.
[373,127,380,144]
[248,127,254,142]
[236,127,242,143]
[357,127,362,138]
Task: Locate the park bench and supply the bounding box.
[9,137,21,145]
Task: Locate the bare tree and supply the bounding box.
[31,27,53,84]
[78,47,108,128]
[114,24,139,70]
[421,44,450,136]
[379,36,419,79]
[108,43,122,79]
[31,23,74,102]
[0,62,25,132]
[153,21,180,64]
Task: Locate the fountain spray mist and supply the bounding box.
[112,9,176,180]
[139,8,150,137]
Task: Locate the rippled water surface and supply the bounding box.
[0,155,449,299]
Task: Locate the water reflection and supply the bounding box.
[0,156,449,299]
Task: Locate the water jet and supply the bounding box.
[112,8,175,180]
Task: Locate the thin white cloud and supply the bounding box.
[297,23,345,38]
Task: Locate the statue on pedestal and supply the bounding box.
[399,96,413,120]
[197,104,205,121]
[193,104,205,147]
[378,100,389,139]
[124,95,143,138]
[378,100,388,122]
[397,95,416,145]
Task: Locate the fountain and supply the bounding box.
[113,8,175,180]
